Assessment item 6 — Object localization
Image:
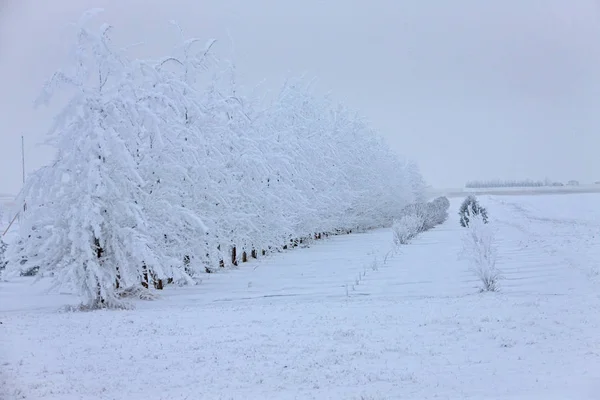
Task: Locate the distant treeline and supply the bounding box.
[464,179,563,189]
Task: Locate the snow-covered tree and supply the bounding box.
[7,10,427,308]
[459,195,488,228]
[5,10,207,307]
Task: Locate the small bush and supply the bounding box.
[461,214,500,292]
[392,214,425,245]
[393,196,450,246]
[459,195,488,227]
[399,203,427,230]
[429,196,450,226]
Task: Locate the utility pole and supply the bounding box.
[3,136,27,233]
[21,135,25,185]
[21,135,26,214]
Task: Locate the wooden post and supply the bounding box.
[231,246,238,266]
[242,251,248,263]
[251,249,257,259]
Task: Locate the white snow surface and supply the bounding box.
[2,194,600,399]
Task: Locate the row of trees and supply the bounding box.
[464,179,561,188]
[5,10,425,308]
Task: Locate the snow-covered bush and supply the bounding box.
[392,214,424,245]
[459,195,488,227]
[392,196,450,245]
[398,203,428,232]
[461,214,500,292]
[6,10,425,309]
[408,196,450,230]
[429,196,450,225]
[430,198,447,224]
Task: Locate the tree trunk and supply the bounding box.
[231,246,238,266]
[115,267,121,289]
[141,263,149,288]
[93,237,108,302]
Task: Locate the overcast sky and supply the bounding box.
[1,0,599,194]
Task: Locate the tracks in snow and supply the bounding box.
[489,196,600,291]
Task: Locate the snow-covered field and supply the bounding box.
[2,194,600,400]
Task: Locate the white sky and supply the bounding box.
[1,0,599,194]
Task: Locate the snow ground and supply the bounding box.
[2,194,600,400]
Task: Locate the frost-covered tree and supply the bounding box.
[266,80,350,237]
[6,10,205,308]
[7,10,427,308]
[459,195,488,228]
[127,45,218,278]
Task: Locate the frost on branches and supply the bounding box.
[6,11,207,308]
[392,196,450,245]
[460,214,500,292]
[6,10,426,309]
[459,195,489,228]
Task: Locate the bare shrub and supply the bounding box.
[461,214,500,292]
[392,214,425,245]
